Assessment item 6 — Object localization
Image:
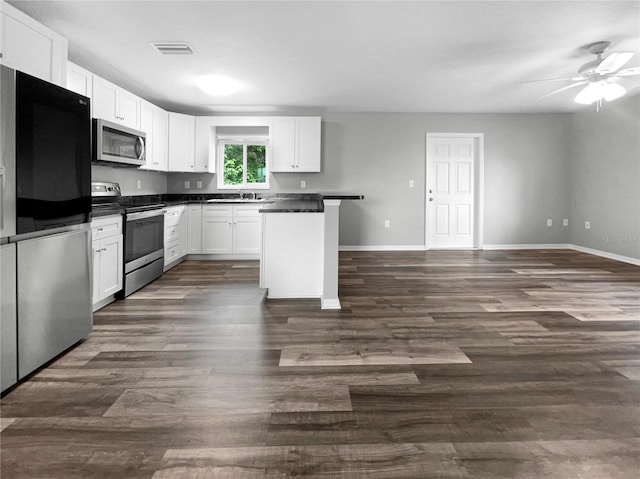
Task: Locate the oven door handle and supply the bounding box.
[126,209,166,221]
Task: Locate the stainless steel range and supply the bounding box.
[91,182,165,297]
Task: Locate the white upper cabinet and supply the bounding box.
[271,117,321,172]
[92,74,141,129]
[140,100,168,171]
[0,1,68,86]
[194,117,215,173]
[66,61,92,98]
[168,112,196,172]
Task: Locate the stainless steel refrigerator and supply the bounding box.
[1,66,92,392]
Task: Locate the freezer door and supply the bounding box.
[17,228,92,378]
[1,243,17,392]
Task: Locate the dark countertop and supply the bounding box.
[91,192,363,217]
[258,198,324,213]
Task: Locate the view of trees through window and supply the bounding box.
[222,143,266,187]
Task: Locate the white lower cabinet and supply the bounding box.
[187,205,202,253]
[199,204,261,257]
[91,215,123,310]
[164,205,187,270]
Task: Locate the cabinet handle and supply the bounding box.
[97,228,103,231]
[102,248,107,252]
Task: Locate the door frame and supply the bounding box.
[425,133,485,250]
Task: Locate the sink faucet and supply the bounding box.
[238,189,244,199]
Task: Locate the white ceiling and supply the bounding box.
[8,0,640,115]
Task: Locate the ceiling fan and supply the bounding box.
[528,41,640,108]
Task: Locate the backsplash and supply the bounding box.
[91,165,168,196]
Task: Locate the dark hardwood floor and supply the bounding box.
[2,249,640,478]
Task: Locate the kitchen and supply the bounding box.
[1,1,640,477]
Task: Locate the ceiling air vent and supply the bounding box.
[150,42,194,55]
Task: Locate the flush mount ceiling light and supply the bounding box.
[197,75,242,96]
[574,80,626,105]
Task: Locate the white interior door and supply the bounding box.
[427,136,475,248]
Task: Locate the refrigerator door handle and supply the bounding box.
[0,165,4,230]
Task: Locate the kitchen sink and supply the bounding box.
[206,198,269,203]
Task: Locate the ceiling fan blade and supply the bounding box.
[614,67,640,77]
[596,52,633,74]
[519,77,583,84]
[538,81,588,99]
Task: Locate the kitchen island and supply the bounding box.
[259,193,363,309]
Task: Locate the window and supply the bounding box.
[217,138,269,189]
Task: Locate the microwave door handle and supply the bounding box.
[136,137,145,161]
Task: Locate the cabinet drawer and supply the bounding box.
[234,205,261,217]
[91,215,122,241]
[164,206,183,226]
[164,240,180,265]
[202,205,233,218]
[164,224,180,243]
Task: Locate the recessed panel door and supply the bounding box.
[427,137,475,248]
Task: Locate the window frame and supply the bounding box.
[216,136,270,190]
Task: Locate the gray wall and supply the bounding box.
[168,112,572,248]
[92,165,167,196]
[117,105,639,256]
[569,94,640,260]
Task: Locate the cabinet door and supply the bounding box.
[100,235,123,297]
[187,205,202,253]
[67,61,92,98]
[195,117,215,173]
[118,89,140,129]
[168,112,195,172]
[295,117,321,172]
[270,118,296,172]
[234,216,262,254]
[202,217,233,254]
[0,3,68,86]
[140,100,154,169]
[92,75,119,122]
[179,207,188,257]
[152,105,169,171]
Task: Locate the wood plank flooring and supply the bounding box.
[1,249,639,478]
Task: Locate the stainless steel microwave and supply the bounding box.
[92,118,145,167]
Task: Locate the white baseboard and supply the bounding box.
[482,244,572,250]
[569,244,640,266]
[321,297,342,310]
[339,243,640,266]
[339,245,427,251]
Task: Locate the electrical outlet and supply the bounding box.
[196,180,203,189]
[184,181,190,189]
[384,220,390,228]
[300,180,306,189]
[563,219,569,226]
[409,180,414,188]
[136,179,141,189]
[547,219,553,227]
[585,221,591,229]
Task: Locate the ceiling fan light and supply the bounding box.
[603,82,626,102]
[574,83,603,105]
